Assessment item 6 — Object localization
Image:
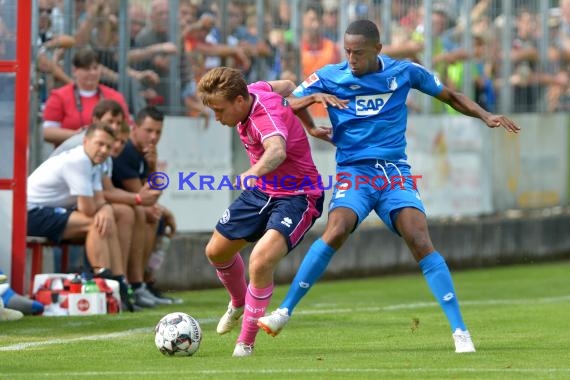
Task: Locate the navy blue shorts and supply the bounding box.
[27,206,73,243]
[216,188,324,252]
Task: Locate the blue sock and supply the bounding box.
[280,238,335,315]
[419,252,467,332]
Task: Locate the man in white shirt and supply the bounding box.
[27,123,123,279]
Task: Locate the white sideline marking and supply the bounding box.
[3,368,570,377]
[0,295,568,352]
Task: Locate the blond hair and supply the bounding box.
[197,67,249,107]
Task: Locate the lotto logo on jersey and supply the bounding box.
[355,94,393,115]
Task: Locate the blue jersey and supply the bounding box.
[293,55,443,164]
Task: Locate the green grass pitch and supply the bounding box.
[1,260,569,379]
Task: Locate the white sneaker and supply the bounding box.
[216,302,244,335]
[257,308,290,337]
[453,328,476,353]
[0,298,23,321]
[232,342,254,357]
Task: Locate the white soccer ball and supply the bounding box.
[154,312,202,356]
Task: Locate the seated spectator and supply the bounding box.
[51,99,163,308]
[42,48,129,147]
[27,123,133,310]
[112,106,179,304]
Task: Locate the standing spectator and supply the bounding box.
[300,2,341,118]
[134,0,192,114]
[36,0,75,105]
[42,48,129,147]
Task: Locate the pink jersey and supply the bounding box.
[237,82,322,197]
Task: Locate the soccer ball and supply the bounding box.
[154,312,202,356]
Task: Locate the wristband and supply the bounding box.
[135,193,142,205]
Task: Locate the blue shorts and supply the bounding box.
[27,206,74,243]
[330,160,425,235]
[216,188,324,252]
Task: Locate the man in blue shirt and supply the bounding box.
[258,19,520,353]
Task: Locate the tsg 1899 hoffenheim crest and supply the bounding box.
[387,77,398,91]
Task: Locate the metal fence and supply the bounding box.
[26,0,568,167]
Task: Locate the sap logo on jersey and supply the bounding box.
[355,93,393,115]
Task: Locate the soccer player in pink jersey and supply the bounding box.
[197,67,325,357]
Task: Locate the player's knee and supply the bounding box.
[248,258,271,280]
[324,219,352,244]
[204,241,220,262]
[405,232,433,255]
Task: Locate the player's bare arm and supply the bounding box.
[238,135,286,189]
[436,87,521,134]
[288,93,349,111]
[267,80,296,97]
[294,107,333,143]
[102,176,161,206]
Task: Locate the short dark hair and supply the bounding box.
[92,99,125,121]
[345,19,380,44]
[72,48,99,69]
[134,105,164,125]
[84,122,116,139]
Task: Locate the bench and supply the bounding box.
[26,236,84,295]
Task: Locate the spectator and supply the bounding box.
[225,0,273,82]
[73,1,159,115]
[300,2,341,118]
[42,48,129,147]
[36,0,75,105]
[52,99,163,308]
[321,0,340,42]
[27,123,133,309]
[134,0,193,114]
[111,106,178,305]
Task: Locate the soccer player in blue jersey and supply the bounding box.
[258,19,520,353]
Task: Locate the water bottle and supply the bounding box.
[83,279,99,294]
[148,235,171,271]
[69,274,82,294]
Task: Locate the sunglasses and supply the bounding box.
[39,7,53,15]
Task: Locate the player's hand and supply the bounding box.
[161,207,177,236]
[94,204,114,236]
[143,145,158,170]
[312,94,349,109]
[486,115,520,134]
[145,204,162,223]
[235,170,258,190]
[308,125,333,143]
[138,182,162,206]
[137,70,160,85]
